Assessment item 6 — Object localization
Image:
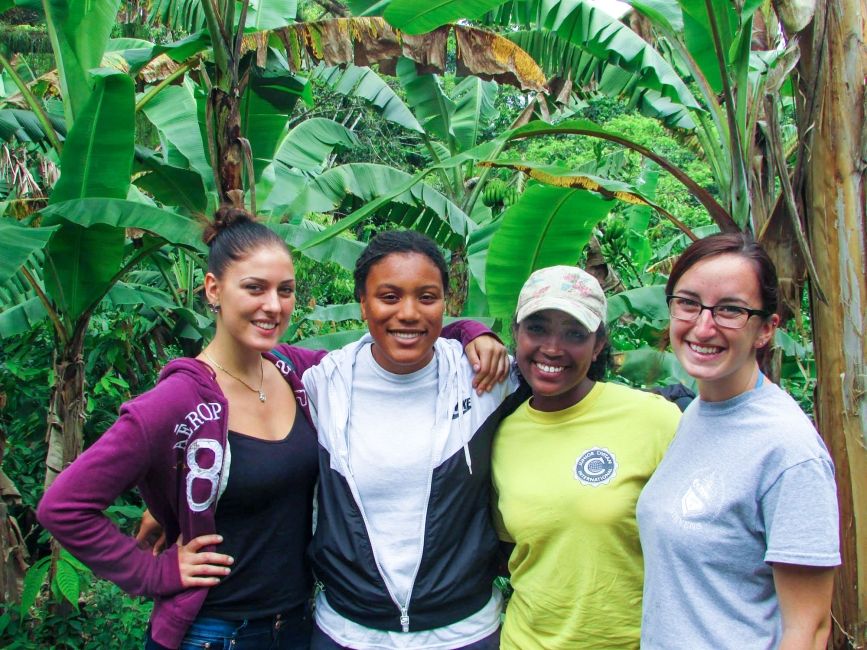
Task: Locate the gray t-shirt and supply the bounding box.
[636,378,840,649]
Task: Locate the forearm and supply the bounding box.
[779,615,831,650]
[442,319,498,346]
[773,563,835,650]
[37,412,185,598]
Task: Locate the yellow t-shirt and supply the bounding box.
[492,381,681,650]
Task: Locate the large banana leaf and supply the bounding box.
[0,296,47,338]
[141,80,213,189]
[295,169,426,250]
[242,60,311,181]
[272,118,359,174]
[277,18,545,92]
[286,163,475,248]
[260,118,361,211]
[259,165,309,214]
[40,199,205,251]
[507,29,696,129]
[451,76,498,153]
[315,64,423,134]
[677,0,737,94]
[383,0,507,34]
[44,72,134,325]
[504,0,701,114]
[245,0,299,31]
[133,147,208,214]
[0,221,59,284]
[606,285,668,326]
[485,183,612,325]
[44,223,125,328]
[42,0,122,123]
[397,58,455,147]
[272,221,365,270]
[0,108,66,145]
[49,73,134,203]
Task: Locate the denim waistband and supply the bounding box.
[196,602,309,630]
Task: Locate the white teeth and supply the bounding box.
[254,321,276,330]
[535,362,565,374]
[392,332,422,339]
[688,343,721,354]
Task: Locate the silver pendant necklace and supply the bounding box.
[203,349,266,402]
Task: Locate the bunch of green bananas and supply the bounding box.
[481,179,519,208]
[599,218,627,259]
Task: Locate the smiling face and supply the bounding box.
[669,253,778,402]
[359,252,445,374]
[515,309,606,412]
[204,244,296,353]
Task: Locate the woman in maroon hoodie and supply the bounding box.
[37,209,503,650]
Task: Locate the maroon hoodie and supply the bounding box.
[37,344,326,647]
[37,323,489,648]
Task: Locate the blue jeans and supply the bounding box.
[146,605,312,650]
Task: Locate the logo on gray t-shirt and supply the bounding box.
[680,469,725,524]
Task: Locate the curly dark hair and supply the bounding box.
[353,230,449,300]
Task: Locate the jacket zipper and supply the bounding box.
[343,459,432,632]
[331,344,441,633]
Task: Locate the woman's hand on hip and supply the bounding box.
[177,534,233,588]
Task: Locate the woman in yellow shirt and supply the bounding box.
[491,265,681,649]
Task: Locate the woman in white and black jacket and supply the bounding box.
[303,231,517,650]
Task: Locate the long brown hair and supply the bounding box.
[666,233,779,316]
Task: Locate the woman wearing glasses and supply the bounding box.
[637,233,840,649]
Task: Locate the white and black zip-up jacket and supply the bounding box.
[302,335,518,633]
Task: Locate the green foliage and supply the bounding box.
[4,557,151,648]
[517,109,715,231]
[486,183,613,328]
[384,0,506,34]
[0,221,58,283]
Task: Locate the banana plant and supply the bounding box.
[366,0,820,310]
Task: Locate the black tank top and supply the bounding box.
[200,412,318,619]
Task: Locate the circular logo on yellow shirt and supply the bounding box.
[574,447,617,486]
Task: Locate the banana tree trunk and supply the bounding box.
[42,322,88,613]
[43,323,87,490]
[210,87,244,206]
[0,394,29,605]
[446,245,468,316]
[798,0,867,645]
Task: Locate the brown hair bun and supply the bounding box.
[202,206,255,247]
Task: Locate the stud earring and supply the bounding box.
[208,303,221,314]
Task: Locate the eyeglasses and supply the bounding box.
[666,295,770,329]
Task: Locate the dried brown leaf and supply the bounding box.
[454,26,547,93]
